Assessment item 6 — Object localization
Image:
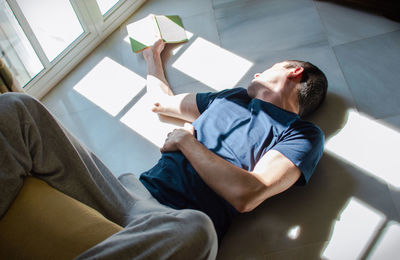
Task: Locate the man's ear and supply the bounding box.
[288,67,304,79]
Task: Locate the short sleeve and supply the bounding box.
[272,121,324,185]
[196,88,241,114]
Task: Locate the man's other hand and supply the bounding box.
[161,123,195,153]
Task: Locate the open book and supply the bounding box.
[127,14,188,53]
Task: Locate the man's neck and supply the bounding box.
[248,82,299,114]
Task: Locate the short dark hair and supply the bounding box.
[285,60,328,118]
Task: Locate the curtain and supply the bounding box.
[0,58,24,94]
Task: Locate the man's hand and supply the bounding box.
[161,123,195,153]
[152,101,167,114]
[143,39,166,61]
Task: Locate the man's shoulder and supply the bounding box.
[290,118,324,138]
[285,119,325,152]
[210,87,247,99]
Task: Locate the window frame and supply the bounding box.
[5,0,147,98]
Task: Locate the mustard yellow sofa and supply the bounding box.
[0,177,123,259]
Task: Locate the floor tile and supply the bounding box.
[325,109,400,192]
[55,106,162,177]
[388,185,400,221]
[170,37,253,91]
[161,11,223,90]
[380,114,400,131]
[129,0,213,20]
[263,242,327,260]
[314,0,400,46]
[42,28,129,116]
[321,197,388,260]
[368,221,400,260]
[212,0,238,8]
[119,92,187,149]
[215,0,327,58]
[334,30,400,119]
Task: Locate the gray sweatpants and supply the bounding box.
[0,93,218,260]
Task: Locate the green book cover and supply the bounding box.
[127,14,188,53]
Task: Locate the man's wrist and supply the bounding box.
[144,49,161,62]
[176,132,197,151]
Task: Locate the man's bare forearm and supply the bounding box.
[143,40,173,96]
[144,53,173,96]
[161,121,302,213]
[172,131,266,213]
[143,40,200,122]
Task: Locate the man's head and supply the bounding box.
[284,60,328,118]
[249,60,328,118]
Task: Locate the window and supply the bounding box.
[0,0,147,98]
[97,0,120,16]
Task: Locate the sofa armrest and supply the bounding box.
[0,176,123,259]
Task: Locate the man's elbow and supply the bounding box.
[230,176,272,213]
[232,191,264,213]
[234,202,255,213]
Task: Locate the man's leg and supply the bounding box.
[0,92,133,225]
[0,93,217,259]
[76,201,217,260]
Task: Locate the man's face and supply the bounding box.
[251,61,290,86]
[247,61,291,98]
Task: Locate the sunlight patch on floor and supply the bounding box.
[119,93,185,147]
[322,197,386,259]
[369,221,400,259]
[172,37,253,90]
[325,110,400,188]
[287,225,301,240]
[73,57,145,116]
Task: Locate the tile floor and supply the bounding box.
[41,0,400,259]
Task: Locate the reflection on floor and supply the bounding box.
[41,0,400,259]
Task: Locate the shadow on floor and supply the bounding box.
[316,0,400,22]
[218,92,399,259]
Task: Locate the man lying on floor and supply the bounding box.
[0,39,327,259]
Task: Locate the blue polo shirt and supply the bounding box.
[139,87,324,240]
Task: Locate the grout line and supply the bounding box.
[312,0,400,48]
[312,0,334,47]
[44,101,98,118]
[263,240,329,258]
[359,219,390,260]
[331,28,400,118]
[331,28,400,49]
[376,112,400,121]
[386,183,400,220]
[330,46,360,113]
[210,0,222,47]
[312,0,359,112]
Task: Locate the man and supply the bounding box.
[139,40,327,240]
[0,39,327,259]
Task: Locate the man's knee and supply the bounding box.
[177,209,218,259]
[0,92,33,104]
[0,93,39,114]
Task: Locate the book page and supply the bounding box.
[127,14,160,51]
[155,15,187,43]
